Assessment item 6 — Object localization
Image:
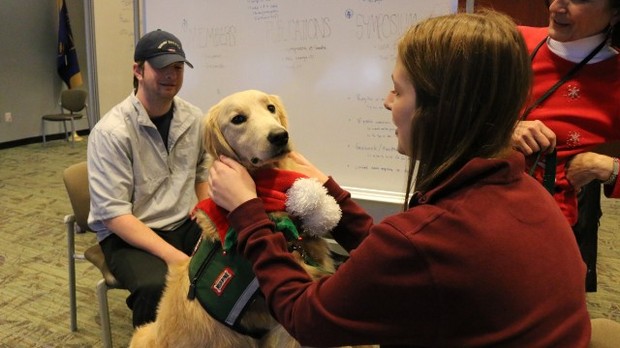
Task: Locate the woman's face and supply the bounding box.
[548,0,619,42]
[384,58,417,156]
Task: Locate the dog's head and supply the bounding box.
[204,89,291,169]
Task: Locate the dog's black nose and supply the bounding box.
[268,130,289,146]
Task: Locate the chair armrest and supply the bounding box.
[64,214,76,224]
[65,213,86,261]
[64,214,76,233]
[64,213,86,233]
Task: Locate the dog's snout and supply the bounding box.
[268,130,289,146]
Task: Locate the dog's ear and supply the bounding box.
[204,102,240,161]
[204,104,227,158]
[270,94,288,129]
[203,104,219,157]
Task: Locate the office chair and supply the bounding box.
[42,89,88,145]
[63,161,127,348]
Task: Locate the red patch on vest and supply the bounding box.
[211,267,235,296]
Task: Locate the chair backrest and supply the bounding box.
[61,89,87,113]
[63,161,90,232]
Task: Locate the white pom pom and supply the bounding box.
[285,178,342,237]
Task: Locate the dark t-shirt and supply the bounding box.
[151,106,173,151]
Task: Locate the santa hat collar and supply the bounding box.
[193,168,308,249]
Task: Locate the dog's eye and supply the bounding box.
[231,114,247,124]
[267,104,276,113]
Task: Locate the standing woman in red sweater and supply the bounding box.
[208,10,591,347]
[513,0,620,292]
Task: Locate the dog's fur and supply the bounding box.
[129,90,352,348]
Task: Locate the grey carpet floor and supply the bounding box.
[0,138,132,348]
[0,137,619,347]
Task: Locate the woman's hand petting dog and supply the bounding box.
[208,155,258,212]
[287,151,329,184]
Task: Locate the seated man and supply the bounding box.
[87,29,208,327]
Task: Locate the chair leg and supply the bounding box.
[68,243,78,331]
[85,105,92,131]
[41,119,47,146]
[69,118,76,146]
[66,219,78,331]
[63,121,69,142]
[96,279,113,348]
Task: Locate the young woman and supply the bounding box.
[207,11,591,347]
[513,0,620,291]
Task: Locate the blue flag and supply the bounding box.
[57,0,83,88]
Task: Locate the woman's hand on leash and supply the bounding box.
[287,151,329,184]
[208,155,257,212]
[512,120,556,155]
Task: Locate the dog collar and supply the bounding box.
[192,168,309,251]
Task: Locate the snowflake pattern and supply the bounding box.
[566,130,581,148]
[565,84,580,100]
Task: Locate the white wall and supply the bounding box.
[0,0,89,144]
[0,0,135,145]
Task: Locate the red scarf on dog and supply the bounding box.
[192,168,308,251]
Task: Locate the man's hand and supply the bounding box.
[104,214,191,266]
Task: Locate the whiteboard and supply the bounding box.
[142,0,457,203]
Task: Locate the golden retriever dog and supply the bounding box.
[130,90,373,348]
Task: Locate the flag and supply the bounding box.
[57,0,83,88]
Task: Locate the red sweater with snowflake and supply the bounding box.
[519,26,620,225]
